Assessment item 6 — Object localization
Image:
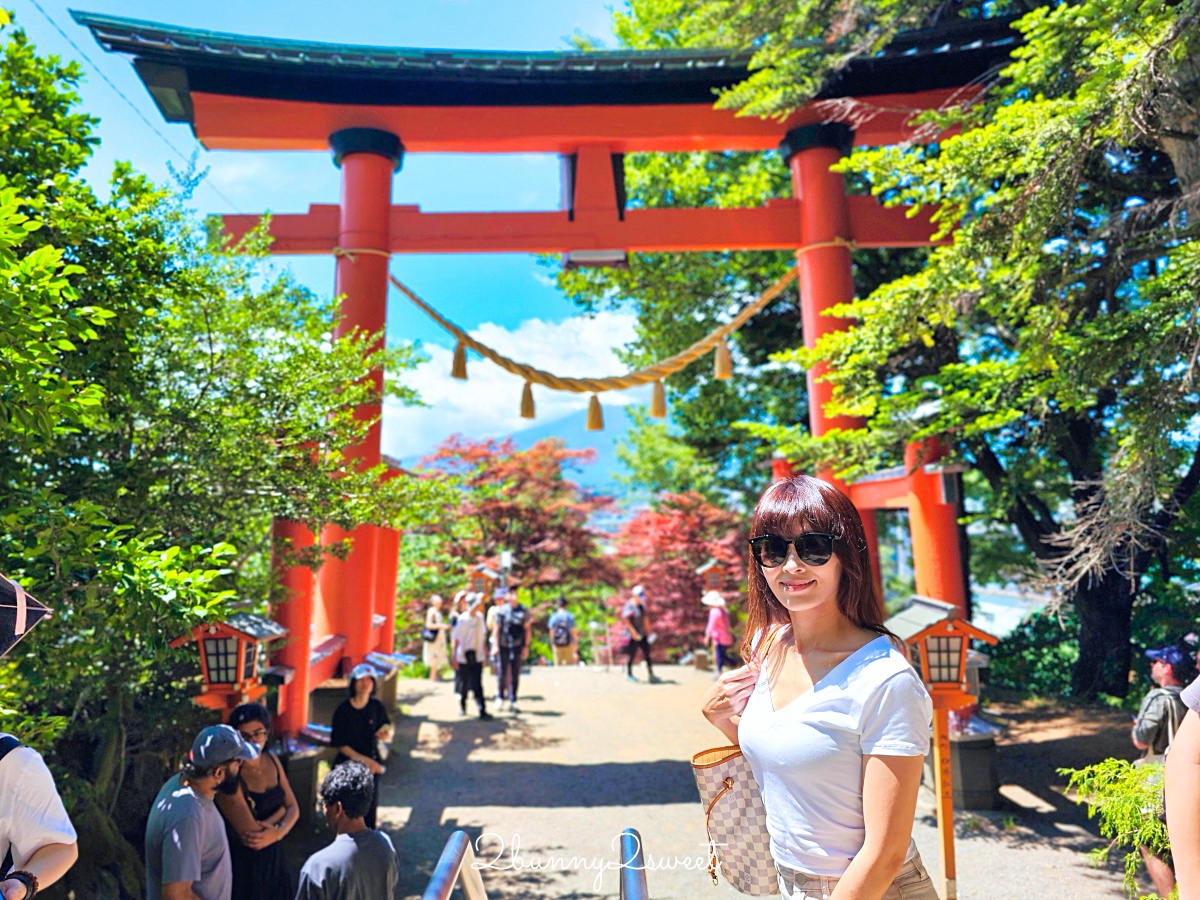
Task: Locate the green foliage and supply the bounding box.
[988,611,1080,698]
[618,0,1200,695]
[615,406,722,501]
[0,16,450,894]
[1061,758,1170,895]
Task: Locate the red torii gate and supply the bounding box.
[77,11,1018,737]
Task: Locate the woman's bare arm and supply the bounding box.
[830,754,924,900]
[1168,710,1200,899]
[215,788,266,846]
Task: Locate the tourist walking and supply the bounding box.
[1133,645,1194,897]
[215,704,299,900]
[548,595,577,666]
[329,664,393,829]
[492,589,532,713]
[702,474,937,899]
[448,590,469,697]
[485,594,502,700]
[622,585,659,683]
[422,594,450,681]
[702,590,734,676]
[452,593,492,719]
[296,762,399,900]
[145,725,258,900]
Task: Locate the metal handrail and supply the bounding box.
[619,828,649,900]
[423,827,650,900]
[422,830,489,900]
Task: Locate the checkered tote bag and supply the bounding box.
[692,744,779,894]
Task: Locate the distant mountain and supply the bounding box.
[509,403,634,496]
[398,403,636,497]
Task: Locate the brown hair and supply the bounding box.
[740,475,887,662]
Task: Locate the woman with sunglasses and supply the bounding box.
[214,703,299,900]
[702,475,936,900]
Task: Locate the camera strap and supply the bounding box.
[0,734,23,878]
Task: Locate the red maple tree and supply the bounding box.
[416,435,622,596]
[612,491,745,655]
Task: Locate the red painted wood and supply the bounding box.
[190,89,961,153]
[317,148,393,672]
[221,197,944,255]
[270,518,315,737]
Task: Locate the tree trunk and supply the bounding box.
[1070,568,1135,698]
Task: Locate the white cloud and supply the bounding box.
[382,310,650,459]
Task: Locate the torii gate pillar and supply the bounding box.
[782,124,882,606]
[318,128,403,671]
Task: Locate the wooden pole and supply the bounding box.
[931,701,957,900]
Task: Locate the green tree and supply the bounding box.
[0,17,447,896]
[614,406,722,501]
[606,0,1200,696]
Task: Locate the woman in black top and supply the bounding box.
[330,663,393,829]
[215,703,299,900]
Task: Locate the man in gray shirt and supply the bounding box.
[297,761,398,900]
[145,725,258,900]
[1133,645,1193,755]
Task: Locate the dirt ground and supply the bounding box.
[282,667,1144,899]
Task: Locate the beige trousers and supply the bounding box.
[776,850,940,900]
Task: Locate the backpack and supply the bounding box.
[551,618,572,647]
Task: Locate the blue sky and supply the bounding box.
[15,0,653,461]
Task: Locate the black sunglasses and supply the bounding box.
[749,533,836,569]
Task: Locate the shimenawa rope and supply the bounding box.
[332,239,853,428]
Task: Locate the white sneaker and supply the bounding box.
[510,704,520,714]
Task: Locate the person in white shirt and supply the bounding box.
[0,733,78,900]
[702,474,935,900]
[451,594,492,719]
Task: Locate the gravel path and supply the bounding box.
[371,664,1133,900]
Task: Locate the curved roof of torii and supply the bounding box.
[71,10,1021,153]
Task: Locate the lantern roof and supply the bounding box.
[70,10,1020,119]
[695,558,725,576]
[884,594,959,643]
[224,611,288,642]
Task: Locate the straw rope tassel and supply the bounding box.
[714,339,733,380]
[650,380,667,419]
[586,395,604,431]
[451,341,468,380]
[520,381,536,419]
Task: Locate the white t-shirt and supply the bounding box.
[0,735,77,869]
[738,633,931,877]
[451,613,487,663]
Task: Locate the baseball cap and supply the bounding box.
[1146,646,1188,668]
[189,724,258,767]
[350,663,379,682]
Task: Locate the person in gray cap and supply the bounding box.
[145,724,258,900]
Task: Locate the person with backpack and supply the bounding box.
[0,732,78,900]
[548,596,577,666]
[1134,645,1194,898]
[491,589,532,713]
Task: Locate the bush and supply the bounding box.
[399,660,430,679]
[1061,758,1169,895]
[988,609,1079,697]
